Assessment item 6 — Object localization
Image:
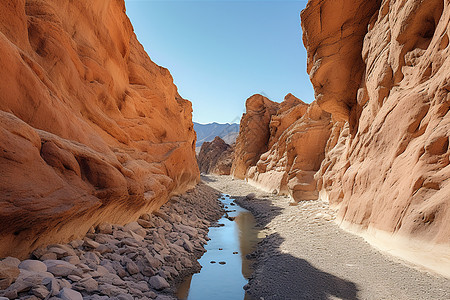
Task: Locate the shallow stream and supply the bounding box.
[176,194,261,300]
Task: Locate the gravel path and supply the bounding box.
[203,175,450,300]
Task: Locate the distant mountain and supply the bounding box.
[194,122,239,148]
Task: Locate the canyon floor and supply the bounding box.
[203,175,450,300]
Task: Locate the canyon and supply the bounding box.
[0,0,449,298]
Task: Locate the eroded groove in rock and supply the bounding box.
[232,94,332,201]
[303,0,450,260]
[0,0,199,258]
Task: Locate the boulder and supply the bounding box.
[148,275,170,290]
[58,288,82,300]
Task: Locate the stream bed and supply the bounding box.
[176,194,261,300]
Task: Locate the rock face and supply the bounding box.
[0,0,199,258]
[197,136,234,175]
[302,0,449,263]
[231,94,280,179]
[232,94,332,200]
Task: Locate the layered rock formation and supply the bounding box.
[197,136,234,175]
[232,94,332,200]
[302,0,450,274]
[0,0,199,258]
[231,94,279,179]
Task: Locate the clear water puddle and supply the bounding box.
[176,194,262,300]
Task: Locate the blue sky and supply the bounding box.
[124,0,314,124]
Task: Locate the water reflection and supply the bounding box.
[176,195,260,300]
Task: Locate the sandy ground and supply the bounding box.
[203,175,450,300]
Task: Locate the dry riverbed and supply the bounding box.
[204,175,450,300]
[0,183,223,300]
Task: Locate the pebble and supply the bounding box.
[44,260,76,277]
[58,287,83,300]
[19,260,47,273]
[0,185,223,300]
[149,275,170,290]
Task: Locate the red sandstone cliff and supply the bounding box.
[232,94,332,200]
[231,94,279,179]
[197,136,233,175]
[0,0,199,258]
[302,0,450,275]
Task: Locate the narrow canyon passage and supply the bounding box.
[203,175,450,300]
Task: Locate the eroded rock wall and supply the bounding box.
[231,94,279,179]
[232,94,332,200]
[197,136,234,175]
[302,0,450,248]
[0,0,199,258]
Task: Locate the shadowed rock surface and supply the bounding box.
[0,0,199,258]
[232,94,332,201]
[197,136,234,175]
[229,0,450,275]
[302,0,450,263]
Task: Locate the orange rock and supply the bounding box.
[303,0,450,263]
[0,0,199,258]
[197,136,233,175]
[231,94,279,179]
[232,94,332,200]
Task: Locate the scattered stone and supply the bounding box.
[69,240,84,249]
[96,223,113,235]
[0,184,224,300]
[233,252,238,254]
[18,260,47,273]
[183,239,194,252]
[219,248,223,250]
[62,256,80,265]
[116,294,133,300]
[58,287,82,300]
[219,261,226,265]
[210,261,216,264]
[126,261,139,275]
[123,222,143,233]
[83,239,100,249]
[84,252,100,265]
[44,260,76,277]
[149,275,170,290]
[32,286,50,298]
[246,193,256,200]
[98,283,127,297]
[43,277,60,296]
[74,277,98,293]
[40,253,58,261]
[0,260,20,289]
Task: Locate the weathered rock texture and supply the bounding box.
[232,94,332,200]
[0,1,199,258]
[197,136,234,175]
[302,0,450,273]
[231,94,279,179]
